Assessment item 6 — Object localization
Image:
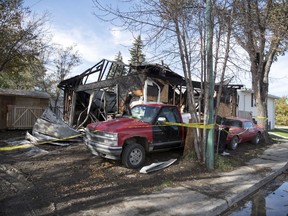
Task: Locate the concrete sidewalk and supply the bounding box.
[83,142,288,216]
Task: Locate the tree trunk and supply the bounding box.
[173,18,203,161]
[251,60,270,143]
[183,125,195,156]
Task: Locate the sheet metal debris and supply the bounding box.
[31,108,82,145]
[139,159,177,174]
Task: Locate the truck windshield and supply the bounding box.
[130,105,160,123]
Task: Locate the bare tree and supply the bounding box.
[43,46,81,111]
[231,0,288,141]
[92,0,242,164]
[213,0,235,114]
[92,0,214,161]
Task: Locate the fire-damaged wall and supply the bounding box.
[58,59,243,128]
[58,59,189,128]
[216,86,239,117]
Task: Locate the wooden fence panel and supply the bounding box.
[6,105,46,129]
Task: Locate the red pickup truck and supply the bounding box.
[84,103,185,169]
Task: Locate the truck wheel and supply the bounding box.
[122,143,145,169]
[228,136,238,150]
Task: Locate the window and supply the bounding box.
[223,119,242,128]
[243,121,253,129]
[131,105,159,123]
[158,107,181,129]
[251,93,255,107]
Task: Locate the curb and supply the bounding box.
[218,161,288,215]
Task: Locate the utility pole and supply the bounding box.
[205,0,214,170]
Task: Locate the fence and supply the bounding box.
[6,105,46,129]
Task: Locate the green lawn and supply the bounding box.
[269,128,288,138]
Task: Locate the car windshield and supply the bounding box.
[130,105,160,123]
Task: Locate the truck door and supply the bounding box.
[152,106,183,150]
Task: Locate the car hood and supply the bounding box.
[86,117,150,132]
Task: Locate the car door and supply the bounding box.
[152,106,183,150]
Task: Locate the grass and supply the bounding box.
[182,150,198,161]
[269,128,288,138]
[214,154,241,172]
[166,128,287,181]
[160,179,174,187]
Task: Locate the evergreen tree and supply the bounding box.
[129,35,145,66]
[108,51,126,79]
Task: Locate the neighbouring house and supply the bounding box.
[237,88,280,129]
[0,88,50,130]
[58,59,243,128]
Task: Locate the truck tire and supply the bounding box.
[228,136,239,150]
[122,143,145,169]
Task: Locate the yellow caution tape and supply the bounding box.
[127,122,215,129]
[217,128,249,136]
[0,133,84,151]
[128,125,151,128]
[163,122,215,129]
[254,116,268,120]
[0,143,35,151]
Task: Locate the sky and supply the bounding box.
[24,0,288,97]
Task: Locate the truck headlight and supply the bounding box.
[86,129,118,147]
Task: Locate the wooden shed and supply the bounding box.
[0,88,50,130]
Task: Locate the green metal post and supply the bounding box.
[206,0,214,170]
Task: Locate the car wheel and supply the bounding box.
[252,132,261,145]
[122,143,145,169]
[228,136,239,150]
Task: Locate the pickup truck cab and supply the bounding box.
[85,103,185,169]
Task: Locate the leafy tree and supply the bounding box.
[0,0,49,89]
[0,52,47,90]
[275,96,288,126]
[0,0,48,74]
[129,35,146,65]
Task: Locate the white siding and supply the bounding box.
[237,89,278,129]
[267,97,276,129]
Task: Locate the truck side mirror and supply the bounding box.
[157,117,166,122]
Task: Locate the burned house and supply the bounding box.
[58,59,242,128]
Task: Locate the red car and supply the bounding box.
[218,117,263,150]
